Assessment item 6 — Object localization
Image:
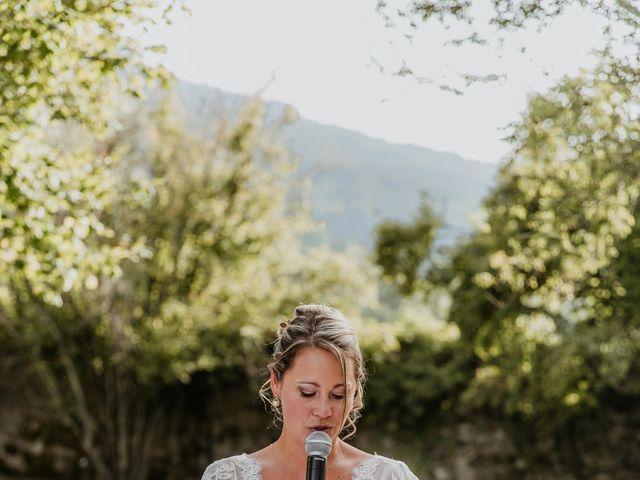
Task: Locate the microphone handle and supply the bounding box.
[306,455,327,480]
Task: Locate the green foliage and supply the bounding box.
[369,55,640,433]
[1,92,387,478]
[362,318,473,433]
[376,0,640,429]
[0,0,176,304]
[374,198,441,295]
[1,0,171,130]
[437,59,640,428]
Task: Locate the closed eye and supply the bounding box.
[299,391,344,400]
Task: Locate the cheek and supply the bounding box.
[282,392,309,420]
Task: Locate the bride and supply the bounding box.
[201,304,419,480]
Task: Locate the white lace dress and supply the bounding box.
[200,453,419,480]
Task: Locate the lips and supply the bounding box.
[310,426,331,432]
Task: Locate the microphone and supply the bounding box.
[305,431,332,480]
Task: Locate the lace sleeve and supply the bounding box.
[200,454,261,480]
[200,458,239,480]
[357,456,420,480]
[393,460,419,480]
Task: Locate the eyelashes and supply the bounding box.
[299,390,345,400]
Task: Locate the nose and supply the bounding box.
[313,396,332,419]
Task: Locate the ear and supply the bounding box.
[270,372,282,399]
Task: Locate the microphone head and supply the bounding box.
[304,431,332,459]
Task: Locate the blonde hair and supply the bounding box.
[259,304,366,439]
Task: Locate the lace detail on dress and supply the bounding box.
[203,453,417,480]
[202,454,262,480]
[209,460,234,480]
[238,454,261,480]
[352,456,379,480]
[352,455,419,480]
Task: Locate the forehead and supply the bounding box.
[285,345,354,383]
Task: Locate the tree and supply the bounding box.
[373,0,640,430]
[374,198,441,295]
[429,58,640,426]
[376,0,640,91]
[0,94,382,479]
[0,0,177,305]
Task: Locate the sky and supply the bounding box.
[143,0,607,164]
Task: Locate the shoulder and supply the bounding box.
[200,454,261,480]
[353,454,419,480]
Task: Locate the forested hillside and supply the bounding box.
[175,81,498,249]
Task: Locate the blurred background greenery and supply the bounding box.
[1,1,640,479]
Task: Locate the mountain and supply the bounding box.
[174,81,499,250]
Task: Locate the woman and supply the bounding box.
[201,304,419,480]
